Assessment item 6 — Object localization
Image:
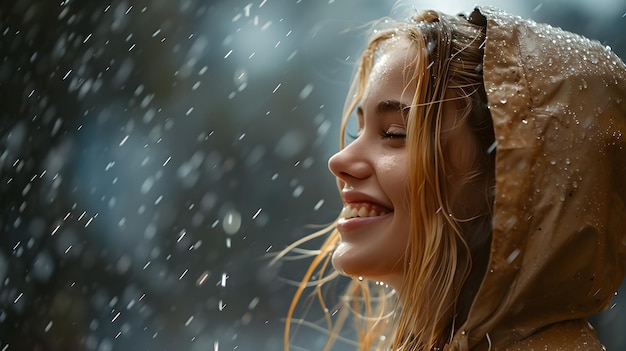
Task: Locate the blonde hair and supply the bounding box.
[276,9,494,351]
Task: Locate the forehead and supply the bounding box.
[363,38,419,103]
[374,37,415,68]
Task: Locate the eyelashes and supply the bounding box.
[345,128,406,141]
[382,130,406,139]
[381,123,407,139]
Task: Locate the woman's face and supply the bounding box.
[329,38,482,290]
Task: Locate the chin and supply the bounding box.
[331,242,353,276]
[331,242,404,286]
[331,243,375,278]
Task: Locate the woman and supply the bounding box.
[277,6,626,350]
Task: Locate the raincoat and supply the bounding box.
[446,7,626,350]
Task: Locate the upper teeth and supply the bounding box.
[340,204,388,219]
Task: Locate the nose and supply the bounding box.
[328,139,372,187]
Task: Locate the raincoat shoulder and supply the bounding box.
[447,6,626,351]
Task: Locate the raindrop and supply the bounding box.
[163,156,172,166]
[177,229,186,243]
[506,249,520,264]
[116,255,132,274]
[31,251,55,282]
[487,141,497,154]
[504,215,518,230]
[51,119,63,136]
[274,130,306,158]
[292,185,303,198]
[299,83,314,100]
[261,21,272,31]
[313,199,324,211]
[14,292,23,304]
[248,297,260,310]
[287,50,297,61]
[243,3,252,17]
[184,315,194,326]
[317,119,331,137]
[196,271,211,286]
[222,210,242,235]
[141,177,155,194]
[234,68,248,92]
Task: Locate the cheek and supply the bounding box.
[382,156,410,206]
[378,152,409,180]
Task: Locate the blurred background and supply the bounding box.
[1,0,625,350]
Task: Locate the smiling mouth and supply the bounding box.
[340,203,391,219]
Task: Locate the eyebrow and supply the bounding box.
[378,100,408,114]
[356,100,409,117]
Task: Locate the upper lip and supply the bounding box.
[340,190,393,211]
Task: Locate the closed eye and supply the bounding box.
[382,131,406,139]
[382,124,406,139]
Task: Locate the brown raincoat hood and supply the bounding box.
[447,7,626,350]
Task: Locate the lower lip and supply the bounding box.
[336,212,393,233]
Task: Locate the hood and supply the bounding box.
[449,6,626,350]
